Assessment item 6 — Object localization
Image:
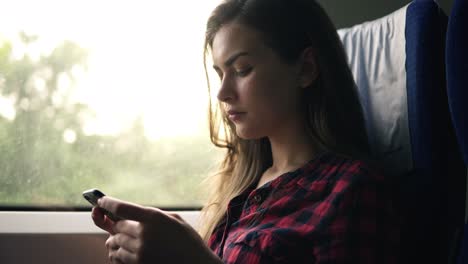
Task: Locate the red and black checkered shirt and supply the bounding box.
[208,152,400,263]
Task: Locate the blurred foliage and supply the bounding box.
[0,33,222,208]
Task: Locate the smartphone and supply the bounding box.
[82,188,122,221]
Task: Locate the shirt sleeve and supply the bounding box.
[313,165,400,264]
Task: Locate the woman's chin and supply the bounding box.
[235,127,264,140]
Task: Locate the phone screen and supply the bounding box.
[82,188,105,206]
[82,188,122,221]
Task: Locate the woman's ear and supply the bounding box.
[298,47,319,88]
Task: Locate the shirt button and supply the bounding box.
[253,194,262,203]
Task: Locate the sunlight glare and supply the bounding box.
[0,0,222,141]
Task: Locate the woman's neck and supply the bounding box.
[257,123,319,188]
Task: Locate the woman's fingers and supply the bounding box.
[168,212,183,222]
[112,220,142,238]
[107,232,142,253]
[98,196,151,222]
[91,207,115,234]
[109,247,135,264]
[96,198,206,263]
[98,196,176,227]
[108,244,138,264]
[110,258,125,264]
[105,235,119,251]
[114,247,139,264]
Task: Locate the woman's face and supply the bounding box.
[212,23,304,139]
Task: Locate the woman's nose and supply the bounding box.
[216,77,236,102]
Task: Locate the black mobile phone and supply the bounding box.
[82,188,122,221]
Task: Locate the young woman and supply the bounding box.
[92,0,400,263]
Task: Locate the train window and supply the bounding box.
[0,0,223,209]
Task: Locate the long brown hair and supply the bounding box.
[198,0,369,242]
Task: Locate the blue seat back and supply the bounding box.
[445,0,468,262]
[338,0,466,262]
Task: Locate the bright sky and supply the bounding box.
[0,0,221,141]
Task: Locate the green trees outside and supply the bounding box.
[0,33,222,208]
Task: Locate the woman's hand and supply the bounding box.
[91,196,221,264]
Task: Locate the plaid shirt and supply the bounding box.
[208,152,400,263]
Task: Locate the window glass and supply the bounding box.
[0,0,223,208]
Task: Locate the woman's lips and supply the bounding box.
[227,111,246,122]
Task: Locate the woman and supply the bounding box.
[92,0,400,263]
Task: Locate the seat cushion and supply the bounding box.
[337,5,410,177]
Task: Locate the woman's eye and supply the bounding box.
[235,67,252,77]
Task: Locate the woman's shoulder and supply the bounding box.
[297,152,386,192]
